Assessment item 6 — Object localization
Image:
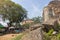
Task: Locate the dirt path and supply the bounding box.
[0,34,19,40]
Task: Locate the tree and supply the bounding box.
[0,0,27,27]
[32,16,43,24]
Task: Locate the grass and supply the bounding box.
[11,33,25,40]
[44,31,60,40]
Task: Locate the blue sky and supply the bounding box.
[11,0,51,19]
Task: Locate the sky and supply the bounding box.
[11,0,51,19]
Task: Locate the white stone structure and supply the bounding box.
[43,0,60,25]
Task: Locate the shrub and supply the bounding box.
[47,29,54,36]
[22,23,30,29]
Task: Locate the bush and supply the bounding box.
[22,23,30,29]
[47,29,54,36]
[43,29,60,40]
[43,32,51,40]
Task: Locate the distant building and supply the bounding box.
[20,19,34,25]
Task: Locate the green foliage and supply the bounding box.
[56,33,60,40]
[32,16,43,23]
[56,23,60,30]
[43,29,60,40]
[49,33,60,40]
[43,29,54,40]
[0,0,27,27]
[43,32,51,40]
[22,23,30,29]
[47,29,54,36]
[12,33,24,40]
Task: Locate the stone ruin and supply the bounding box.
[42,0,60,32]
